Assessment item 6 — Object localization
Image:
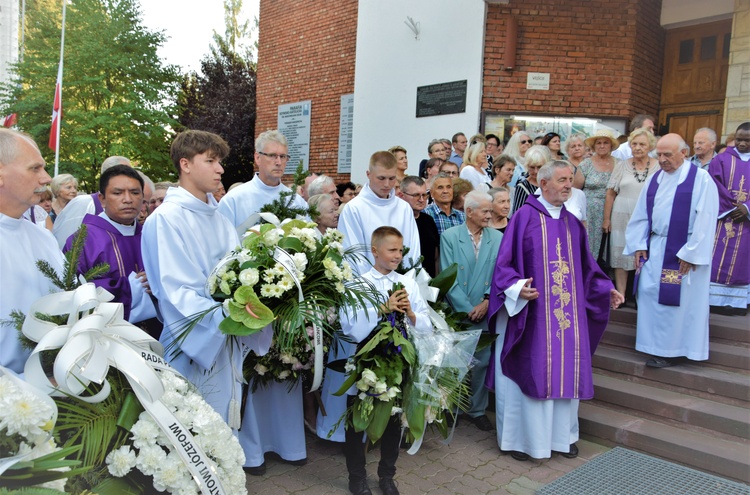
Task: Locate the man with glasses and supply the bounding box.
[218,129,309,475]
[398,176,440,277]
[439,160,460,178]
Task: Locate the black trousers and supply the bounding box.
[344,396,400,482]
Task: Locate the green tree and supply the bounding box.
[0,0,180,189]
[176,0,257,187]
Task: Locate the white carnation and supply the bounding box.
[106,446,137,477]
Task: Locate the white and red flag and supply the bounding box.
[2,114,17,127]
[48,65,62,150]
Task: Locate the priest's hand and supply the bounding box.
[519,278,539,301]
[136,270,151,294]
[678,258,695,275]
[468,300,489,322]
[728,203,749,221]
[610,289,625,309]
[634,250,648,274]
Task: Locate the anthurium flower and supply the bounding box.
[227,286,275,331]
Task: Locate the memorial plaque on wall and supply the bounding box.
[337,94,354,174]
[416,80,467,118]
[278,100,312,174]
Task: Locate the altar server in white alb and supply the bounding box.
[0,129,65,374]
[141,130,272,427]
[317,150,422,443]
[218,129,309,474]
[624,133,719,368]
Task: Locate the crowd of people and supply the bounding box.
[0,118,748,495]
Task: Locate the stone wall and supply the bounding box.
[723,0,750,138]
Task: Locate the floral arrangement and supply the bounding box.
[183,219,379,389]
[334,278,480,448]
[3,227,246,495]
[0,369,82,492]
[104,371,247,495]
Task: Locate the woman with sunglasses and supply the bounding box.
[505,131,533,188]
[511,145,551,214]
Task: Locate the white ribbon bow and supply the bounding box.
[22,284,227,495]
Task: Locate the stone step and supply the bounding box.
[609,307,750,344]
[600,324,750,370]
[579,401,750,483]
[592,373,750,439]
[592,345,750,402]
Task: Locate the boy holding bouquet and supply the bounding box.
[341,226,432,495]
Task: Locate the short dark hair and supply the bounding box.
[170,130,230,176]
[336,181,356,197]
[399,175,425,192]
[541,132,560,146]
[452,132,466,144]
[630,114,656,132]
[485,134,500,145]
[737,122,750,133]
[99,164,144,195]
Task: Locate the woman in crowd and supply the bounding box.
[451,178,473,212]
[38,188,53,215]
[459,140,491,192]
[602,128,658,298]
[564,133,588,175]
[308,193,339,236]
[488,187,511,232]
[541,132,566,160]
[422,157,444,191]
[574,129,618,256]
[511,145,550,214]
[389,145,409,183]
[504,131,533,187]
[336,181,357,204]
[49,173,78,223]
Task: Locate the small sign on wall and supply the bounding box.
[278,100,312,174]
[526,72,550,90]
[337,94,354,174]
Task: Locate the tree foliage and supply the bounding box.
[0,0,180,189]
[176,0,257,187]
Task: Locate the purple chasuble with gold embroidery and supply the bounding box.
[708,148,750,286]
[63,213,144,320]
[486,195,613,400]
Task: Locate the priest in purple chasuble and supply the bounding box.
[707,122,750,312]
[624,134,719,368]
[64,165,156,324]
[487,161,623,460]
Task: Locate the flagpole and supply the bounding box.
[53,0,66,177]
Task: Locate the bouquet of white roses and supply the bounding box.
[189,219,379,389]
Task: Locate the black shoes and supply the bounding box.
[348,478,372,495]
[467,414,494,431]
[501,449,530,461]
[284,457,308,466]
[646,356,683,368]
[558,443,579,459]
[379,478,400,495]
[243,462,266,476]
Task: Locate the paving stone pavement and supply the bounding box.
[243,417,610,494]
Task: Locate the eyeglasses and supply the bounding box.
[258,151,291,162]
[520,139,533,145]
[402,192,429,199]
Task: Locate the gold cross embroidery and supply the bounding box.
[661,269,682,285]
[732,175,747,204]
[723,220,736,243]
[550,238,571,339]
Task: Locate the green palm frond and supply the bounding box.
[0,445,86,490]
[54,372,131,468]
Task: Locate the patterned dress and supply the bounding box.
[579,158,614,256]
[607,159,657,270]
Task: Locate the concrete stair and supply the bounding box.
[579,307,750,483]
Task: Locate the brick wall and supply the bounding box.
[482,0,665,125]
[256,0,358,183]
